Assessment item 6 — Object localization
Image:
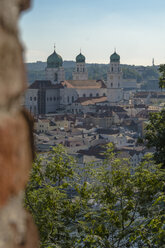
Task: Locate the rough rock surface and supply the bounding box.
[0,0,39,247]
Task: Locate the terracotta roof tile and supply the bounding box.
[74,96,107,106]
[62,79,106,89]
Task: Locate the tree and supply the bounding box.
[25,145,79,247]
[143,64,165,167]
[25,144,165,247]
[122,67,141,81]
[144,110,165,167]
[159,64,165,89]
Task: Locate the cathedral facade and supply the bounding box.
[25,49,124,115]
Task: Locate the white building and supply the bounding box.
[25,49,125,115]
[106,51,123,104]
[45,49,65,84]
[100,133,132,148]
[72,52,88,80]
[25,80,62,115]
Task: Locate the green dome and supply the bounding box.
[47,50,63,68]
[110,52,120,62]
[76,53,85,63]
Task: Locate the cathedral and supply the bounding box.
[25,48,124,115]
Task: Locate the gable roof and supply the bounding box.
[96,105,126,113]
[61,79,106,89]
[74,96,107,106]
[29,80,64,89]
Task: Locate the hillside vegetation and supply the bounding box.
[26,61,160,90]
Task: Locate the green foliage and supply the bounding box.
[159,64,165,89]
[145,110,165,167]
[122,67,141,82]
[27,70,46,83]
[141,67,159,81]
[87,64,108,81]
[25,145,165,247]
[143,66,165,167]
[26,61,160,85]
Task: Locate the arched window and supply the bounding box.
[118,83,120,87]
[54,73,58,82]
[111,83,113,87]
[72,96,74,102]
[96,93,99,97]
[103,93,106,97]
[54,97,56,101]
[83,93,86,98]
[90,93,93,97]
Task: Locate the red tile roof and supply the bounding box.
[62,79,106,89]
[74,96,107,106]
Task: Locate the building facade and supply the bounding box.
[45,49,65,84]
[72,52,88,81]
[25,49,125,115]
[107,51,123,103]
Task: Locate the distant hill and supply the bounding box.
[25,61,160,90]
[26,60,75,71]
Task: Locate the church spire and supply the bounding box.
[152,58,155,66]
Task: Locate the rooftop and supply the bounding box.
[29,80,64,89]
[62,79,106,89]
[74,96,107,106]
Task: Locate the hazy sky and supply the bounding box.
[20,0,165,65]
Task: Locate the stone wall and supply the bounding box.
[0,0,39,247]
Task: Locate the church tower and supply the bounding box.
[72,52,88,80]
[152,58,155,67]
[45,48,65,84]
[107,51,123,103]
